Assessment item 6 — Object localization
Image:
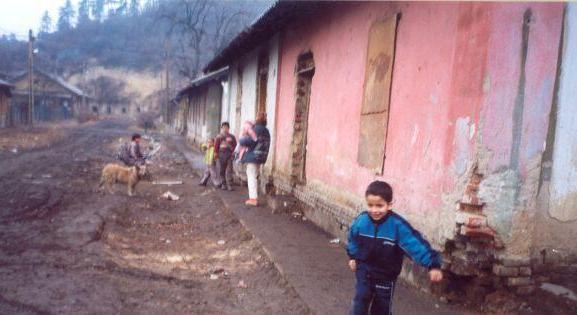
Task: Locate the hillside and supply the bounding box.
[0,0,270,113]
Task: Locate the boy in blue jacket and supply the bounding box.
[347,181,443,315]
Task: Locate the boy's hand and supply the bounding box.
[348,259,357,272]
[428,269,443,282]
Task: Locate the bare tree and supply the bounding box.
[156,0,253,80]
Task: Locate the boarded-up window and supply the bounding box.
[357,14,399,173]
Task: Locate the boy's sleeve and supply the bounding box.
[397,221,442,269]
[346,217,360,259]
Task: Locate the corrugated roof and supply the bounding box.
[0,78,12,87]
[203,1,321,72]
[0,78,13,96]
[177,67,230,97]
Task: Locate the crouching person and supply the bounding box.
[347,181,443,315]
[199,138,218,187]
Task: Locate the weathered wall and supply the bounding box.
[239,52,258,129]
[182,83,223,145]
[206,84,223,139]
[220,37,280,181]
[534,3,577,263]
[263,35,280,177]
[0,90,9,127]
[274,1,563,262]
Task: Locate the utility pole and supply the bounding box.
[28,29,35,126]
[164,40,170,124]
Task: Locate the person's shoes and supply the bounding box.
[226,186,233,191]
[245,199,258,206]
[198,182,206,186]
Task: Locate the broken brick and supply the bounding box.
[518,267,532,276]
[455,212,487,228]
[506,277,533,287]
[515,285,535,296]
[493,265,519,277]
[501,256,531,267]
[458,202,484,212]
[460,225,495,238]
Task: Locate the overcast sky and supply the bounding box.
[0,0,62,39]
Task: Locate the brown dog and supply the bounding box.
[99,163,148,196]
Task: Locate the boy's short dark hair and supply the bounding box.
[221,122,230,128]
[131,133,141,141]
[365,180,393,203]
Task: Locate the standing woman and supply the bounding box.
[240,112,271,206]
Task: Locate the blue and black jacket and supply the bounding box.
[240,123,271,164]
[347,211,442,281]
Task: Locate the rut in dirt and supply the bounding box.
[0,120,310,314]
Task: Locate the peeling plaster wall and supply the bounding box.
[274,1,563,256]
[220,37,280,177]
[264,35,280,176]
[550,4,577,223]
[240,53,258,127]
[534,3,577,262]
[226,64,241,135]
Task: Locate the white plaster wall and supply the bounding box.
[550,3,577,222]
[227,67,240,134]
[220,78,230,124]
[240,52,258,125]
[264,35,280,173]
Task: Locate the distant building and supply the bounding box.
[0,79,12,128]
[9,69,90,125]
[169,68,229,145]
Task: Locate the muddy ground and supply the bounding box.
[0,120,309,314]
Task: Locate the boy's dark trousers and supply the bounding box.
[351,267,395,315]
[217,152,234,189]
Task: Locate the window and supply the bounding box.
[357,13,399,174]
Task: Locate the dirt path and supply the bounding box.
[0,121,309,314]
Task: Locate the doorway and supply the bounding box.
[289,52,315,186]
[256,52,269,116]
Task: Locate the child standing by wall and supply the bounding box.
[199,138,218,187]
[347,181,443,315]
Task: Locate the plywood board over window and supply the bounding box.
[357,13,399,174]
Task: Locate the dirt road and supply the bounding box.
[0,120,308,314]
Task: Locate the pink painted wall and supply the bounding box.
[274,2,562,216]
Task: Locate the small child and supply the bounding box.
[235,120,257,163]
[199,138,218,186]
[347,180,443,315]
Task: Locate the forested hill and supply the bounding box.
[0,0,270,80]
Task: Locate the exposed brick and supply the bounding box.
[455,212,487,228]
[501,256,531,267]
[460,225,495,238]
[493,265,519,277]
[506,277,533,287]
[515,285,536,296]
[518,267,532,276]
[459,202,484,212]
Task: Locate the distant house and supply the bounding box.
[9,69,90,125]
[169,67,229,145]
[0,79,12,128]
